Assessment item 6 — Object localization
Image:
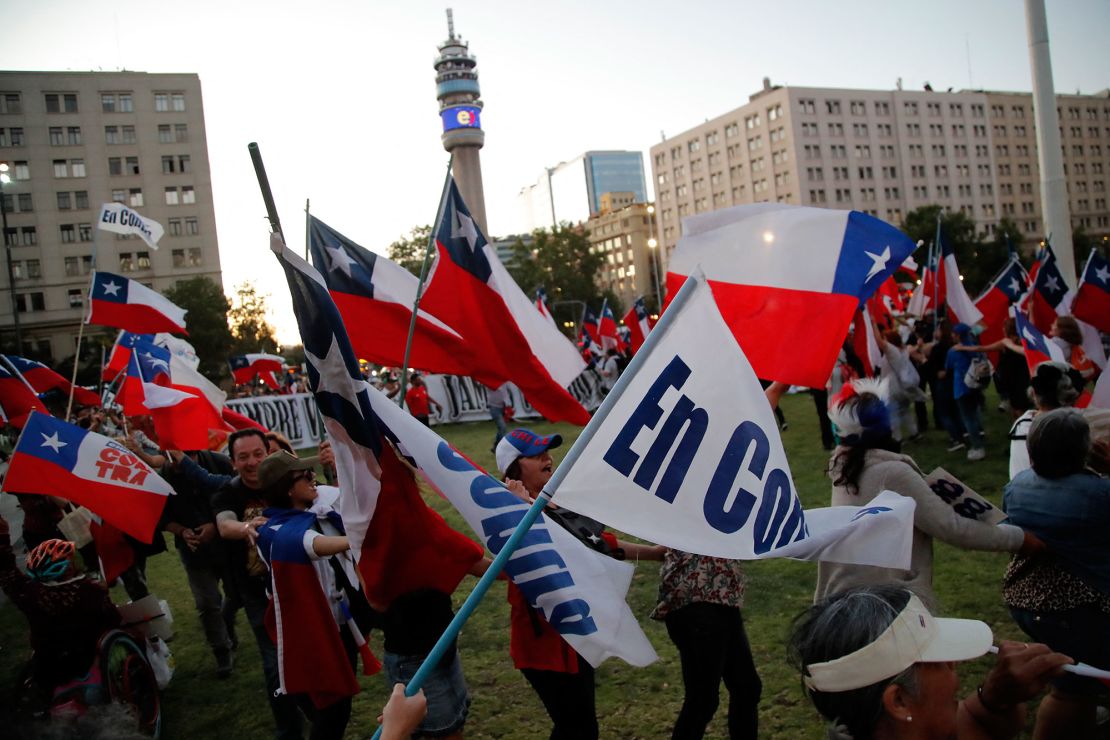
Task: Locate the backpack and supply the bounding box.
[963,355,993,390]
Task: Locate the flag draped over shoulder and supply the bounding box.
[665,204,916,388]
[1072,251,1110,334]
[272,232,656,669]
[307,216,484,379]
[3,413,173,543]
[3,355,101,406]
[419,180,590,424]
[256,508,362,708]
[1013,307,1066,373]
[87,271,187,335]
[272,233,483,610]
[554,273,915,567]
[973,258,1028,348]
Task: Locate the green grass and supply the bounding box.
[0,391,1038,738]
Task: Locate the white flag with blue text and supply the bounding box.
[553,273,915,568]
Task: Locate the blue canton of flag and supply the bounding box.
[996,259,1029,302]
[129,340,172,383]
[308,216,380,298]
[436,181,491,283]
[1032,252,1067,303]
[634,297,649,321]
[17,412,86,469]
[91,271,131,304]
[830,212,917,303]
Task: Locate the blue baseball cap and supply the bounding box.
[495,428,563,474]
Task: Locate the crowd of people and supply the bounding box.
[0,301,1106,740]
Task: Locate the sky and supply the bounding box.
[1,0,1107,345]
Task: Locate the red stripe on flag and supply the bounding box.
[87,299,187,335]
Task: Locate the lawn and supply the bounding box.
[0,390,1048,738]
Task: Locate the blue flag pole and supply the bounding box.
[369,272,702,740]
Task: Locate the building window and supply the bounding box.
[105,125,120,144]
[64,257,80,276]
[158,124,173,143]
[904,101,918,115]
[136,251,151,270]
[45,93,78,113]
[0,93,22,114]
[154,93,169,112]
[17,193,32,212]
[177,155,191,173]
[71,159,85,177]
[185,218,198,235]
[108,157,122,176]
[60,224,76,242]
[21,227,36,246]
[119,252,134,272]
[75,190,88,209]
[172,93,185,111]
[121,125,136,144]
[129,188,143,207]
[57,192,71,210]
[1,127,23,146]
[68,288,83,307]
[800,99,816,114]
[126,156,139,175]
[175,124,188,142]
[826,100,841,115]
[168,219,182,237]
[67,126,81,145]
[17,292,45,313]
[2,228,15,247]
[78,223,92,241]
[165,187,179,205]
[171,248,185,266]
[49,126,64,145]
[188,248,203,266]
[161,155,175,174]
[53,159,68,177]
[101,93,116,112]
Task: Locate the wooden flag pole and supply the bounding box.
[396,156,454,409]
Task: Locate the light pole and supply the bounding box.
[0,163,20,353]
[646,204,662,310]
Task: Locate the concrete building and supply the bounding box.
[650,78,1110,266]
[586,193,659,309]
[435,9,488,235]
[0,70,222,362]
[518,150,648,232]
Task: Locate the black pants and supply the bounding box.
[664,603,761,740]
[521,659,598,740]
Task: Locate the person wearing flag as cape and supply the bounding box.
[254,450,375,740]
[496,427,665,740]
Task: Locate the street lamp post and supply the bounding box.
[645,204,662,310]
[0,163,20,353]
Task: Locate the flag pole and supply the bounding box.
[368,273,701,740]
[932,212,943,322]
[396,156,454,409]
[248,143,284,239]
[64,253,97,421]
[303,197,329,457]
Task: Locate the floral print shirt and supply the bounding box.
[651,549,747,620]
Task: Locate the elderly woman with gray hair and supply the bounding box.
[1003,407,1110,739]
[789,585,1071,740]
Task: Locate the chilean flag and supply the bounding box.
[86,271,188,335]
[229,353,284,390]
[935,235,983,326]
[307,216,483,380]
[103,331,154,382]
[222,405,267,432]
[535,287,557,328]
[90,514,135,584]
[666,204,916,388]
[579,309,604,361]
[597,301,625,352]
[257,509,363,708]
[906,247,937,318]
[3,412,173,543]
[3,355,100,407]
[273,232,484,607]
[419,180,590,424]
[974,258,1029,348]
[115,341,172,416]
[1071,251,1110,334]
[1013,307,1066,374]
[1028,250,1068,335]
[0,363,48,428]
[622,297,652,353]
[851,305,882,377]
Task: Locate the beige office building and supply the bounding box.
[0,71,222,362]
[650,78,1110,266]
[587,193,659,309]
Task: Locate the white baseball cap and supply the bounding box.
[803,593,993,692]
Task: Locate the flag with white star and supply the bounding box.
[228,353,285,390]
[3,411,173,542]
[306,215,483,379]
[87,270,188,335]
[1012,306,1067,374]
[973,257,1030,348]
[1072,251,1110,334]
[0,360,48,428]
[419,179,590,424]
[666,203,917,387]
[1028,250,1068,335]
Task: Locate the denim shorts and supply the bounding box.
[1010,605,1110,697]
[382,649,470,736]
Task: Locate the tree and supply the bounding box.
[387,225,433,277]
[163,276,233,380]
[228,282,278,358]
[901,205,999,295]
[507,224,615,335]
